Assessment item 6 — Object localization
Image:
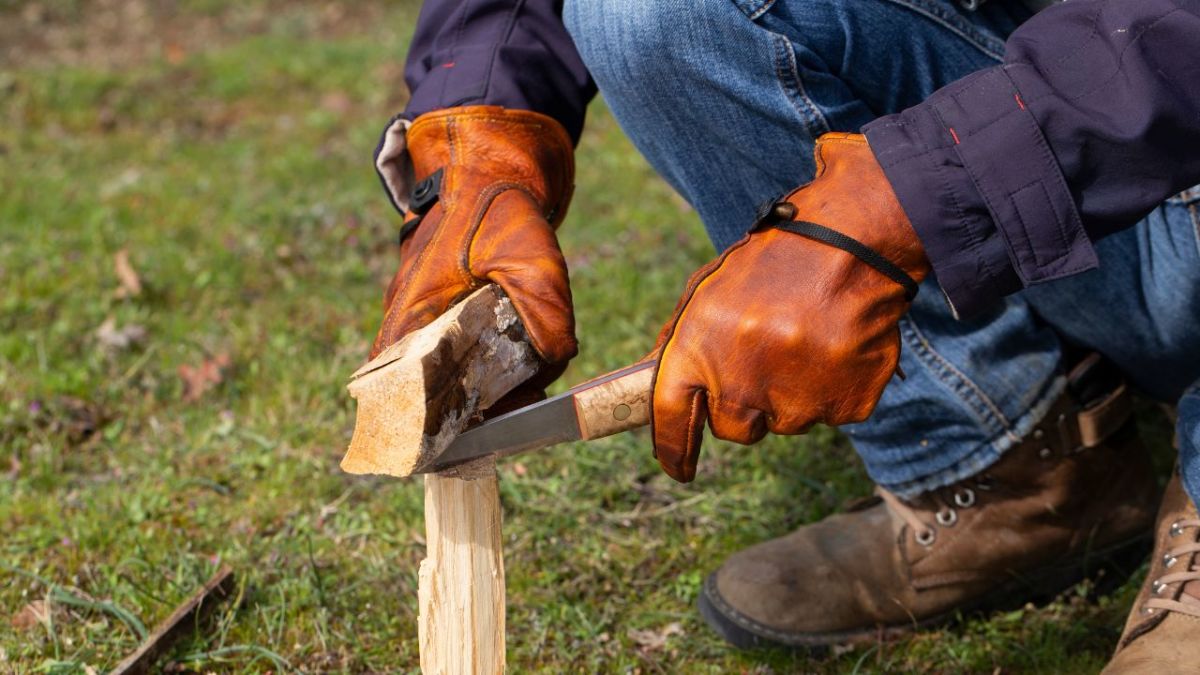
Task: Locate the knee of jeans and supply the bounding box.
[564,0,854,98]
[563,0,728,91]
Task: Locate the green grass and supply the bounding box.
[0,2,1174,672]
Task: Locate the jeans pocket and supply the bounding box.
[729,0,775,21]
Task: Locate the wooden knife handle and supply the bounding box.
[572,361,655,440]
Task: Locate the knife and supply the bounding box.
[423,360,656,473]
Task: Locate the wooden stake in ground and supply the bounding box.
[342,285,540,674]
[418,457,505,674]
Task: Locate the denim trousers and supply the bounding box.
[563,0,1200,504]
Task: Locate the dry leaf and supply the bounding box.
[95,317,146,351]
[10,601,49,631]
[178,353,232,402]
[628,621,683,652]
[164,42,187,65]
[113,248,142,298]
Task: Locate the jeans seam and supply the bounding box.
[899,315,1012,434]
[736,0,776,21]
[770,32,831,140]
[1190,203,1200,263]
[877,0,1007,62]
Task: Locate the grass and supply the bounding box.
[0,1,1176,672]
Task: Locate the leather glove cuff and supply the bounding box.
[766,133,930,288]
[375,106,575,230]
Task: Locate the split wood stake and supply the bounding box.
[419,458,505,674]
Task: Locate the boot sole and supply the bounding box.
[698,532,1152,653]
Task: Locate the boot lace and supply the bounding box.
[1143,518,1200,619]
[878,481,984,547]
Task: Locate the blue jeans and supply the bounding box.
[563,0,1200,504]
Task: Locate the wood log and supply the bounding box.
[341,284,540,478]
[343,284,537,674]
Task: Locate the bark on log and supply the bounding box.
[341,284,540,478]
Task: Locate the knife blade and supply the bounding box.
[423,359,656,473]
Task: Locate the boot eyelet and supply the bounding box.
[954,488,976,508]
[1152,580,1168,595]
[936,508,958,527]
[1038,447,1053,459]
[1163,554,1178,569]
[1032,428,1045,440]
[915,528,937,546]
[974,476,995,491]
[1169,521,1185,537]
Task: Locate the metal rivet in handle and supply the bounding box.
[613,404,631,421]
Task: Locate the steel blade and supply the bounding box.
[426,391,583,472]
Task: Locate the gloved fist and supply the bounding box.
[372,106,577,392]
[650,133,930,482]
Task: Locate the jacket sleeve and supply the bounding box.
[864,0,1200,317]
[403,0,596,143]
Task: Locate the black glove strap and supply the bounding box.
[398,168,444,245]
[755,200,919,301]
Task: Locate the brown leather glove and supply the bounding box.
[372,106,577,393]
[650,132,930,482]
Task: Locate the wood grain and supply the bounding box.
[418,457,506,675]
[341,284,540,477]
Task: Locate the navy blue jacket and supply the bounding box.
[403,0,1200,316]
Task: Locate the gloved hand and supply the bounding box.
[372,106,577,396]
[650,132,930,482]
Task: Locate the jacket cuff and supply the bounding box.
[864,66,1098,317]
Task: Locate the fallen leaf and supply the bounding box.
[10,601,49,631]
[627,622,683,652]
[95,317,146,351]
[164,42,186,65]
[113,248,142,298]
[178,353,232,402]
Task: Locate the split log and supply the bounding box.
[343,284,539,674]
[341,284,540,478]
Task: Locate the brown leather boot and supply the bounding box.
[1102,471,1200,673]
[700,358,1158,650]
